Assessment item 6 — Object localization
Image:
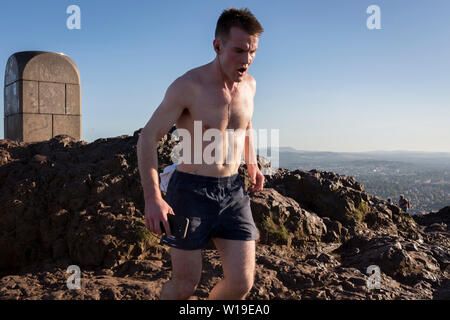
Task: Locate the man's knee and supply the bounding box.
[227,275,254,297]
[172,276,200,299]
[168,248,202,299]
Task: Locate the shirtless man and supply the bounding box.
[136,8,264,300]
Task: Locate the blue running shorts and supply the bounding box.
[160,168,259,250]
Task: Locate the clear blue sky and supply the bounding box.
[1,0,449,152]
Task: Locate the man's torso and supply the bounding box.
[174,64,255,177]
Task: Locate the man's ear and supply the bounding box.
[213,39,221,54]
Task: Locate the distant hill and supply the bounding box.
[257,147,450,214]
[258,147,450,169]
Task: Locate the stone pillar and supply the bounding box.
[4,51,81,142]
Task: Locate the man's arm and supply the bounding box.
[244,120,264,193]
[244,120,257,168]
[244,75,257,168]
[244,75,264,192]
[136,76,190,234]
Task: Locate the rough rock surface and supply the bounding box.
[0,129,448,300]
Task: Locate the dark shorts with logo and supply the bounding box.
[160,168,259,250]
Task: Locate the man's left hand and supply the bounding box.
[248,166,264,193]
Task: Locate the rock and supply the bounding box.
[322,217,349,242]
[249,188,327,246]
[0,134,165,270]
[413,206,450,226]
[266,169,378,227]
[335,235,443,286]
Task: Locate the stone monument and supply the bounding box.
[4,51,81,142]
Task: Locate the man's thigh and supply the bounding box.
[170,247,202,283]
[212,238,255,281]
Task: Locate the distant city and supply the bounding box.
[258,147,450,215]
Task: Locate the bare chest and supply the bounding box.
[185,85,253,131]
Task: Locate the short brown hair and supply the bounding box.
[215,8,264,44]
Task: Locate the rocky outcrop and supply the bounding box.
[0,129,448,300]
[249,188,327,246]
[0,132,159,270]
[265,168,420,240]
[413,206,450,227]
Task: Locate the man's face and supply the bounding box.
[218,27,259,82]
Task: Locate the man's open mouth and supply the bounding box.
[237,67,247,74]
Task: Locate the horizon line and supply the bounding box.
[258,146,450,154]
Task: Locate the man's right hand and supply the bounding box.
[144,197,174,236]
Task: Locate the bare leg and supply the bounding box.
[208,239,255,300]
[160,247,202,300]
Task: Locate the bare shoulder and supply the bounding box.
[170,70,199,95]
[164,70,201,108]
[183,64,210,86]
[181,66,203,83]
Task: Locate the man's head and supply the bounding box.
[213,8,263,82]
